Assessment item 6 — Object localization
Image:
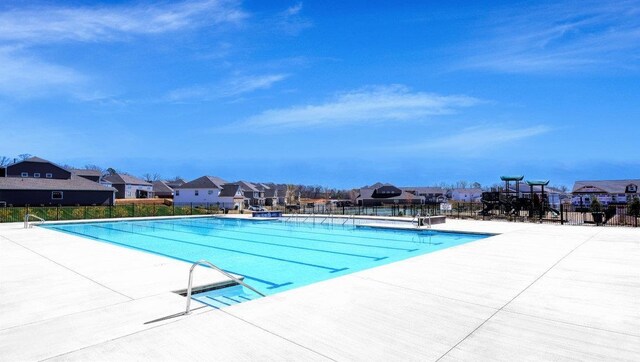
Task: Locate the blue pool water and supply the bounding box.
[44,217,488,295]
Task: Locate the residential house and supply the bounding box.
[263,186,279,206]
[356,183,423,206]
[401,187,447,203]
[0,156,115,206]
[571,179,640,207]
[264,183,288,206]
[103,174,153,199]
[152,180,174,198]
[449,188,483,202]
[174,176,228,205]
[218,184,246,209]
[236,181,265,207]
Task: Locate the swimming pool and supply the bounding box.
[45,217,488,298]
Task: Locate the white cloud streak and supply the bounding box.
[462,0,640,72]
[0,0,246,44]
[0,47,86,98]
[166,73,289,101]
[240,85,480,128]
[404,125,551,153]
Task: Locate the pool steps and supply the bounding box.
[192,285,262,309]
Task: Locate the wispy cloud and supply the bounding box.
[399,125,551,153]
[166,73,289,102]
[275,2,312,35]
[462,0,640,72]
[239,85,480,129]
[0,47,86,98]
[0,0,247,44]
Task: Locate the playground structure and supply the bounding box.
[480,176,560,219]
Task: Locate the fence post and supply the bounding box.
[57,205,60,220]
[132,203,135,217]
[173,202,175,216]
[190,203,193,215]
[560,204,564,225]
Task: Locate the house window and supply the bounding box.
[208,190,213,195]
[176,190,180,196]
[51,191,63,200]
[195,190,199,196]
[46,173,53,178]
[34,173,41,178]
[21,172,28,177]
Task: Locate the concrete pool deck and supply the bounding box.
[1,217,638,361]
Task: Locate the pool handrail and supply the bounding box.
[24,214,45,228]
[185,259,265,314]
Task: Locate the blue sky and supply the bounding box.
[0,0,638,188]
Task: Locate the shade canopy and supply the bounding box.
[526,180,550,186]
[500,175,524,181]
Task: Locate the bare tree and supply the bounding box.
[0,156,10,166]
[471,181,481,189]
[18,153,32,161]
[285,185,299,205]
[142,173,161,182]
[456,180,468,189]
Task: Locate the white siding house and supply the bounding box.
[449,188,483,202]
[571,179,639,207]
[174,176,228,205]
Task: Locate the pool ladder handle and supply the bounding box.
[412,213,432,229]
[24,214,45,228]
[185,259,265,315]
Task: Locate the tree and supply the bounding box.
[142,173,161,182]
[456,180,468,189]
[18,153,32,161]
[471,182,481,189]
[590,196,602,212]
[0,156,10,166]
[285,185,299,205]
[629,196,640,217]
[106,167,117,175]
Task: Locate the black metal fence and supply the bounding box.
[272,202,639,227]
[3,201,638,227]
[0,202,232,223]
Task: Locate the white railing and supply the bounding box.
[24,214,45,228]
[184,259,265,315]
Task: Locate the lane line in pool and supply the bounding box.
[50,226,292,290]
[149,221,390,261]
[174,219,418,252]
[203,218,432,245]
[90,224,349,273]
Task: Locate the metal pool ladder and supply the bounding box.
[184,259,265,314]
[24,214,45,228]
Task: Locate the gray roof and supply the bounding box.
[235,181,259,192]
[152,180,174,194]
[103,173,152,186]
[165,178,186,188]
[71,169,102,177]
[23,156,50,163]
[219,184,243,197]
[177,176,228,189]
[572,179,640,194]
[401,187,446,194]
[0,175,116,191]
